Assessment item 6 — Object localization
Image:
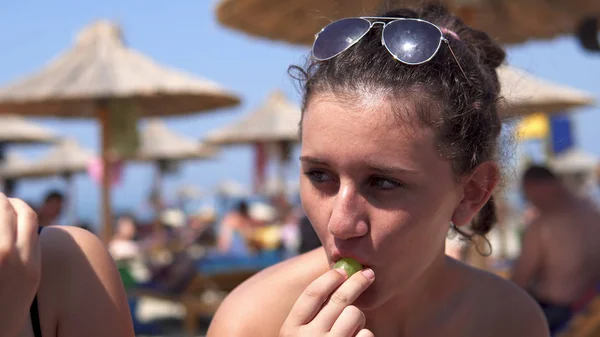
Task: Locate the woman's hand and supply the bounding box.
[280,267,375,337]
[0,195,41,337]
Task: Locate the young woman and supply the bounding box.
[208,5,548,337]
[0,194,134,337]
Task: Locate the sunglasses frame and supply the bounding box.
[313,17,469,82]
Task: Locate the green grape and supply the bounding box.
[333,258,363,277]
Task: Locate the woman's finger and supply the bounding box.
[0,194,17,252]
[312,268,374,330]
[329,305,365,336]
[10,198,39,263]
[355,328,375,337]
[285,268,347,326]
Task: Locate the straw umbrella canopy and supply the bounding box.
[550,148,598,174]
[217,0,595,117]
[1,139,93,225]
[2,139,94,179]
[215,179,249,197]
[205,90,301,193]
[0,116,59,195]
[205,91,301,145]
[0,20,241,243]
[499,65,595,118]
[215,0,600,47]
[0,152,32,196]
[0,115,59,144]
[134,119,217,208]
[0,152,32,179]
[136,119,217,162]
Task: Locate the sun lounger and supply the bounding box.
[556,293,600,337]
[128,249,284,336]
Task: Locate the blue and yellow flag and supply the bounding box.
[516,113,549,141]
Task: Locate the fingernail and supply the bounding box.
[335,267,348,277]
[361,268,375,280]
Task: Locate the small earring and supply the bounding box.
[450,221,456,228]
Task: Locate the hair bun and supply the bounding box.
[416,4,506,70]
[465,29,505,70]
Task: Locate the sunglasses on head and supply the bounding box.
[312,17,469,83]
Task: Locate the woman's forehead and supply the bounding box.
[303,94,433,142]
[301,94,442,168]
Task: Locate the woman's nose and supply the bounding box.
[327,182,369,240]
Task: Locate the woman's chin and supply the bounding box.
[354,282,388,311]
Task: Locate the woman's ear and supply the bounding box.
[451,162,499,227]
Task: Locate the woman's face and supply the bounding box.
[299,93,466,309]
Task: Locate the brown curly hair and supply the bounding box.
[290,4,506,243]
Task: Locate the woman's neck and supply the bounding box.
[363,252,455,336]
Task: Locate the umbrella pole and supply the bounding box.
[64,173,77,226]
[277,142,287,197]
[153,161,164,233]
[0,142,5,194]
[98,104,113,244]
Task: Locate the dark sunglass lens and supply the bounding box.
[313,18,371,60]
[383,19,442,64]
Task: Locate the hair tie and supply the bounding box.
[441,28,460,41]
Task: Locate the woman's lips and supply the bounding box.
[331,248,370,267]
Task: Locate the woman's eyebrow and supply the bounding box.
[368,161,420,175]
[300,155,418,175]
[299,156,328,165]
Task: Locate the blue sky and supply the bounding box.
[0,1,598,226]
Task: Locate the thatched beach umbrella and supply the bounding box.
[217,1,594,117]
[136,119,217,162]
[0,139,93,224]
[499,65,595,118]
[550,148,598,174]
[0,20,241,243]
[205,90,300,144]
[215,0,600,47]
[0,116,59,195]
[0,115,59,144]
[3,139,95,179]
[550,148,598,196]
[205,90,301,193]
[0,152,32,178]
[135,119,217,208]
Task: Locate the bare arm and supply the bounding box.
[40,226,135,337]
[511,221,543,289]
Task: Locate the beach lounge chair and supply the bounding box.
[557,296,600,337]
[129,249,283,335]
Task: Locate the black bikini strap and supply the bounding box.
[30,226,43,337]
[30,296,42,337]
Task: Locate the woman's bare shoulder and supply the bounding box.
[39,226,135,337]
[207,248,329,337]
[40,226,122,279]
[453,260,549,337]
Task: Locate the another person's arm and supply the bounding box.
[511,221,543,289]
[217,215,234,253]
[40,226,135,337]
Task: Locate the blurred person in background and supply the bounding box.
[512,165,600,334]
[0,193,134,337]
[280,207,302,258]
[37,190,64,227]
[108,213,141,262]
[181,206,217,247]
[217,200,256,254]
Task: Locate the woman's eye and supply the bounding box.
[305,170,333,183]
[371,177,401,190]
